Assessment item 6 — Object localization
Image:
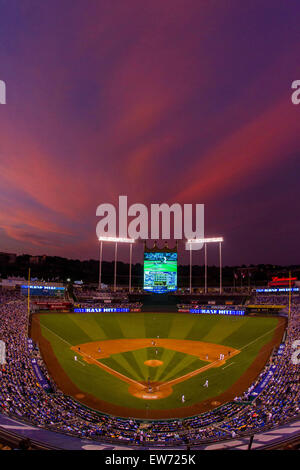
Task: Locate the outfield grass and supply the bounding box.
[37,313,279,412]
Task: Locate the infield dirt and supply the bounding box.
[70,338,240,400]
[31,315,286,419]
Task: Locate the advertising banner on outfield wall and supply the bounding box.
[28,340,52,392]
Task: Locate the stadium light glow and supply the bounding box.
[98,236,135,292]
[187,237,224,244]
[98,236,135,243]
[187,236,224,295]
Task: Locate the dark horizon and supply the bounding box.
[2,246,300,270]
[1,250,300,288]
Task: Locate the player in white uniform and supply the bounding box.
[181,394,185,403]
[204,380,208,387]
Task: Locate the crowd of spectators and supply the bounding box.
[0,289,299,446]
[254,292,300,307]
[74,288,142,311]
[77,302,142,311]
[75,289,129,300]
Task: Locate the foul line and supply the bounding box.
[34,319,86,367]
[33,317,285,394]
[163,350,240,387]
[35,319,143,388]
[222,362,235,370]
[160,320,284,388]
[188,320,285,385]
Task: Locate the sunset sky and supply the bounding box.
[0,0,300,265]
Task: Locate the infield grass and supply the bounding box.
[36,313,280,413]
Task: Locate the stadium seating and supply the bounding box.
[0,289,299,446]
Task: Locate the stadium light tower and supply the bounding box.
[98,236,135,292]
[187,237,224,294]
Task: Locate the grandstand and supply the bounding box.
[0,283,299,450]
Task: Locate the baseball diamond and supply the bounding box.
[31,312,285,419]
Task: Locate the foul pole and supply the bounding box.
[27,268,30,336]
[288,270,292,320]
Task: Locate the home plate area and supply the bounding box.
[71,338,240,400]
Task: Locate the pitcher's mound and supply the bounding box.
[144,359,163,367]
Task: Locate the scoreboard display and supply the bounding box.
[143,252,177,293]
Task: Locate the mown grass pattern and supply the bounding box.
[39,313,279,412]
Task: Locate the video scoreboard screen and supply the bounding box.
[143,252,177,293]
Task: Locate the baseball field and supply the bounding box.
[31,312,285,419]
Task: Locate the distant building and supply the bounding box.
[29,255,46,265]
[0,252,17,264]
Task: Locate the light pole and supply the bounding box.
[27,268,31,336]
[114,242,118,292]
[98,241,103,290]
[129,243,133,293]
[189,243,192,294]
[204,243,207,294]
[219,241,222,294]
[98,236,135,292]
[187,237,224,295]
